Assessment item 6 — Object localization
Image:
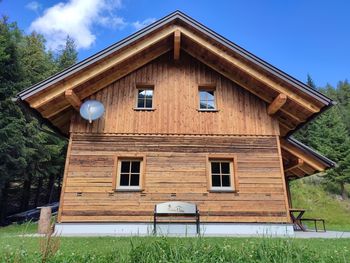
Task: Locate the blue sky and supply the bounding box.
[1,0,349,88]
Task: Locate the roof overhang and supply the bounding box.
[16,10,336,177]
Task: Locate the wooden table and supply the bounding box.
[289,208,306,231]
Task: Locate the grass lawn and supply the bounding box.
[1,223,350,262]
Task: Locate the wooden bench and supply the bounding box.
[300,218,326,232]
[153,201,200,235]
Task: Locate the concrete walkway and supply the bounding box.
[294,230,350,238]
[20,231,350,238]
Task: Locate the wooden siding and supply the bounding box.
[71,52,279,136]
[58,134,289,223]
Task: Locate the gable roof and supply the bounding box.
[16,10,335,177]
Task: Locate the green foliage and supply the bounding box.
[291,178,350,231]
[0,16,77,223]
[295,77,350,198]
[56,36,78,72]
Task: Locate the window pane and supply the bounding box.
[221,162,230,174]
[222,175,231,187]
[207,91,214,100]
[120,173,129,186]
[145,98,152,108]
[211,162,220,173]
[145,89,153,96]
[207,100,215,109]
[131,161,140,173]
[137,98,145,108]
[199,102,208,109]
[138,90,145,99]
[199,91,207,101]
[121,161,130,173]
[211,174,221,187]
[130,174,140,186]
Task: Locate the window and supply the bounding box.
[208,158,237,191]
[117,159,142,190]
[199,89,216,110]
[136,88,153,109]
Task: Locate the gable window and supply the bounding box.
[136,87,153,109]
[207,157,237,192]
[117,159,142,190]
[199,88,216,110]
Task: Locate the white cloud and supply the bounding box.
[132,18,156,31]
[26,1,41,12]
[29,0,125,50]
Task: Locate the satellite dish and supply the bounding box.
[79,100,105,123]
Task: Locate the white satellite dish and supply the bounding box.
[79,100,105,123]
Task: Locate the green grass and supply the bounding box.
[0,223,350,262]
[291,179,350,231]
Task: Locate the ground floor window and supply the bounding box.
[116,158,143,190]
[207,156,237,191]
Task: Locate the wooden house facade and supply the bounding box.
[17,11,335,235]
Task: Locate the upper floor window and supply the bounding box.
[136,87,153,109]
[199,88,216,110]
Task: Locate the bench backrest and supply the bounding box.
[155,201,197,215]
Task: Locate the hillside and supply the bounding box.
[291,178,350,231]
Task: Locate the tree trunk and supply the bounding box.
[340,182,348,200]
[0,181,10,225]
[34,177,43,207]
[56,172,63,201]
[20,173,32,211]
[45,174,56,204]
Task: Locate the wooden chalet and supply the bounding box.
[16,11,335,235]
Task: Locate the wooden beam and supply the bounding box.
[65,89,81,111]
[174,30,181,60]
[29,26,176,109]
[267,94,287,115]
[42,43,171,118]
[179,26,320,114]
[284,158,304,173]
[184,46,304,129]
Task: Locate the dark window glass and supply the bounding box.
[211,174,221,187]
[145,99,152,108]
[221,162,230,174]
[131,161,140,173]
[211,162,220,173]
[137,99,144,108]
[130,174,140,186]
[210,160,233,188]
[120,174,129,186]
[222,175,230,186]
[121,162,130,173]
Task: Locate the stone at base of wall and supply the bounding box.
[54,223,294,237]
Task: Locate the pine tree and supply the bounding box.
[307,106,350,199]
[56,36,78,71]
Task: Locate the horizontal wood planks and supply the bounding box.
[71,52,279,136]
[58,134,289,223]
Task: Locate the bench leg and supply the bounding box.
[315,220,317,232]
[153,215,156,235]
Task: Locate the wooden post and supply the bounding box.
[174,30,181,61]
[38,207,52,234]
